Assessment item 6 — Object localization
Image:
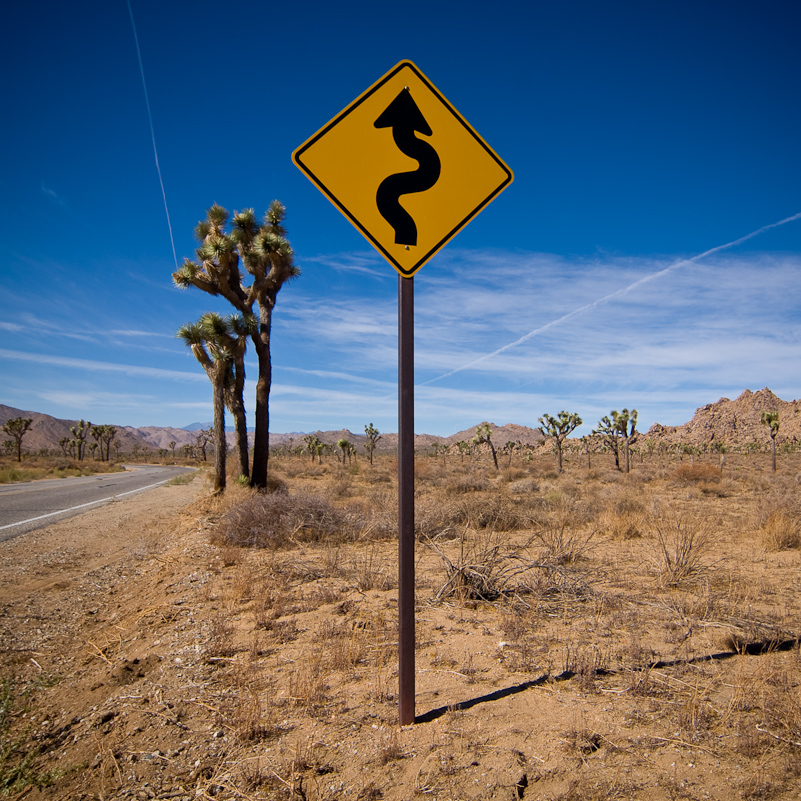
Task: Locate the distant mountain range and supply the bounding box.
[1,388,798,456]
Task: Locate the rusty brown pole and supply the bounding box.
[398,274,415,726]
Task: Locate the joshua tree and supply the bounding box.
[194,312,255,480]
[173,202,300,489]
[503,440,521,467]
[2,417,32,462]
[472,423,499,469]
[364,423,382,465]
[336,438,353,464]
[90,424,117,462]
[580,435,600,470]
[456,440,472,462]
[70,420,91,461]
[594,415,621,470]
[615,409,638,474]
[168,441,176,461]
[303,434,322,463]
[593,409,637,472]
[177,316,233,493]
[538,411,582,473]
[761,411,780,472]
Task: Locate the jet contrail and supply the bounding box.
[421,211,801,386]
[126,0,178,269]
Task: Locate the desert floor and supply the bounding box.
[1,452,801,800]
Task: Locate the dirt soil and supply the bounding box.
[2,458,801,801]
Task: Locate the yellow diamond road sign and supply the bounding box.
[292,60,513,277]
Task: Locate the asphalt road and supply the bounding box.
[0,465,196,542]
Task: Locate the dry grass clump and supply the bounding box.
[211,491,347,548]
[532,521,597,563]
[598,493,647,540]
[507,478,539,495]
[671,462,721,484]
[648,508,716,586]
[211,490,398,548]
[426,528,537,603]
[444,474,491,494]
[760,508,801,551]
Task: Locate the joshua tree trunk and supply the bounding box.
[212,378,227,494]
[250,307,273,489]
[229,393,249,480]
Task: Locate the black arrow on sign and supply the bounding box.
[374,88,441,247]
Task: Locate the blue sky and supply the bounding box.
[1,1,799,437]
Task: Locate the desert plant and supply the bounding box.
[177,314,234,493]
[532,519,597,563]
[472,422,499,469]
[615,409,638,473]
[173,201,300,489]
[426,528,537,603]
[364,423,381,465]
[538,411,582,473]
[211,491,350,548]
[1,418,32,463]
[761,411,780,471]
[69,419,91,461]
[649,509,714,586]
[759,507,801,551]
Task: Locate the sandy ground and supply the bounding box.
[2,461,801,800]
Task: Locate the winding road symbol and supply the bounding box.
[292,60,512,277]
[374,88,441,247]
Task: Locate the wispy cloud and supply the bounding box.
[421,212,801,384]
[41,183,66,207]
[0,348,205,382]
[303,251,390,278]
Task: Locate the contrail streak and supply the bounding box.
[126,0,178,269]
[422,211,801,386]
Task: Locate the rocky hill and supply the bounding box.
[645,388,801,446]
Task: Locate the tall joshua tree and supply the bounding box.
[761,411,780,472]
[615,408,638,474]
[173,202,300,489]
[177,316,232,494]
[538,411,582,473]
[2,417,32,462]
[472,423,499,470]
[198,312,255,480]
[364,422,382,466]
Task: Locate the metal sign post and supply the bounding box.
[397,275,415,725]
[293,60,512,726]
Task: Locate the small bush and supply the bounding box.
[443,475,491,495]
[672,463,721,484]
[533,521,597,563]
[760,509,801,551]
[648,509,715,586]
[211,491,347,548]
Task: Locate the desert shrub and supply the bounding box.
[443,474,491,495]
[415,495,458,539]
[365,469,392,484]
[598,493,647,540]
[507,478,539,495]
[672,463,721,484]
[211,491,348,548]
[648,508,715,586]
[532,521,597,563]
[426,528,536,603]
[499,467,528,483]
[456,493,528,531]
[760,508,801,551]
